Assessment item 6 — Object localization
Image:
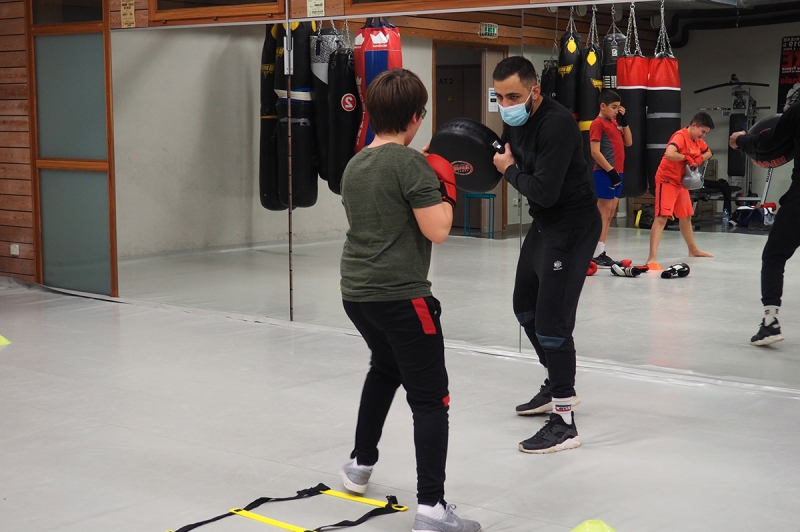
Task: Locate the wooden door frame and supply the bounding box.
[27,0,118,296]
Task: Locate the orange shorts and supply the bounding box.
[654,179,693,219]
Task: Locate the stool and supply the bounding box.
[463,192,496,239]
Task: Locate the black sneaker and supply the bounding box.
[751,318,784,346]
[592,251,617,268]
[515,381,581,415]
[519,413,581,454]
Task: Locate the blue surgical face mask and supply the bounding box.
[499,91,533,126]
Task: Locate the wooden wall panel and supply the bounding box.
[0,177,29,194]
[0,0,33,282]
[110,0,149,29]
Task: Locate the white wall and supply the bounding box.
[111,26,432,258]
[676,21,800,206]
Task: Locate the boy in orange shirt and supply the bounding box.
[646,112,715,267]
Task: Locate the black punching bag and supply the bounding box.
[259,24,285,211]
[541,59,558,101]
[578,42,603,174]
[275,22,318,208]
[602,32,626,89]
[728,113,748,176]
[276,99,319,208]
[326,46,361,195]
[310,26,340,183]
[557,15,582,119]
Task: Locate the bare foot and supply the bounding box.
[689,249,714,257]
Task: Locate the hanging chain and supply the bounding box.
[343,19,353,49]
[607,5,621,36]
[550,8,559,60]
[655,0,674,57]
[567,6,578,35]
[588,5,600,48]
[624,3,643,56]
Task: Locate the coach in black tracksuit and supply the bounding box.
[731,101,800,346]
[492,56,601,454]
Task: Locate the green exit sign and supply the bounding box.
[479,22,499,39]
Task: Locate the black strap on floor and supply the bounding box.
[315,495,404,531]
[171,484,403,532]
[172,483,328,532]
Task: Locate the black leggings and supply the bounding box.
[343,297,449,506]
[761,184,800,307]
[513,215,602,399]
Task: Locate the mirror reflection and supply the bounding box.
[114,4,788,366]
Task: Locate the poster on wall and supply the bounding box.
[778,35,800,111]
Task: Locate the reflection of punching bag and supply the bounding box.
[578,11,603,174]
[578,45,602,173]
[556,13,581,118]
[616,55,649,198]
[353,18,402,152]
[541,59,558,101]
[274,23,314,101]
[728,113,748,176]
[310,25,340,182]
[327,47,361,195]
[602,32,626,89]
[259,25,285,211]
[616,7,648,198]
[275,22,318,208]
[646,56,681,193]
[277,99,318,208]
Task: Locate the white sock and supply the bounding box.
[764,306,780,325]
[553,397,573,424]
[594,242,605,257]
[417,502,446,519]
[353,458,373,471]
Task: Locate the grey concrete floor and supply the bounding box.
[3,226,800,531]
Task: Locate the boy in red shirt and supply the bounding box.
[590,90,633,267]
[646,112,715,267]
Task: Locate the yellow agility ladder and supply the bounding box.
[166,483,407,532]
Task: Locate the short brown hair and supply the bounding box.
[366,68,428,135]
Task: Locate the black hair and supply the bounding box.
[599,90,621,107]
[691,111,715,130]
[492,56,538,86]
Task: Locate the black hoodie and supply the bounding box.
[502,96,598,231]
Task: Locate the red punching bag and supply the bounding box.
[616,6,649,198]
[353,17,402,152]
[646,10,681,194]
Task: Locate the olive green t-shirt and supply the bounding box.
[340,143,443,302]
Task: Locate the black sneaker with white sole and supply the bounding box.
[519,413,581,454]
[515,381,582,415]
[751,318,784,346]
[591,251,617,268]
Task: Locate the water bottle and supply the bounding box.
[722,208,730,232]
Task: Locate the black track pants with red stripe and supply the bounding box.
[343,296,449,506]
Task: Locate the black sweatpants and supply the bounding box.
[343,296,449,506]
[513,214,602,399]
[762,183,800,307]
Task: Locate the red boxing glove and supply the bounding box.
[427,153,456,208]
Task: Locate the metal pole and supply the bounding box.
[284,0,294,321]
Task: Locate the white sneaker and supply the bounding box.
[339,459,372,495]
[412,504,482,532]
